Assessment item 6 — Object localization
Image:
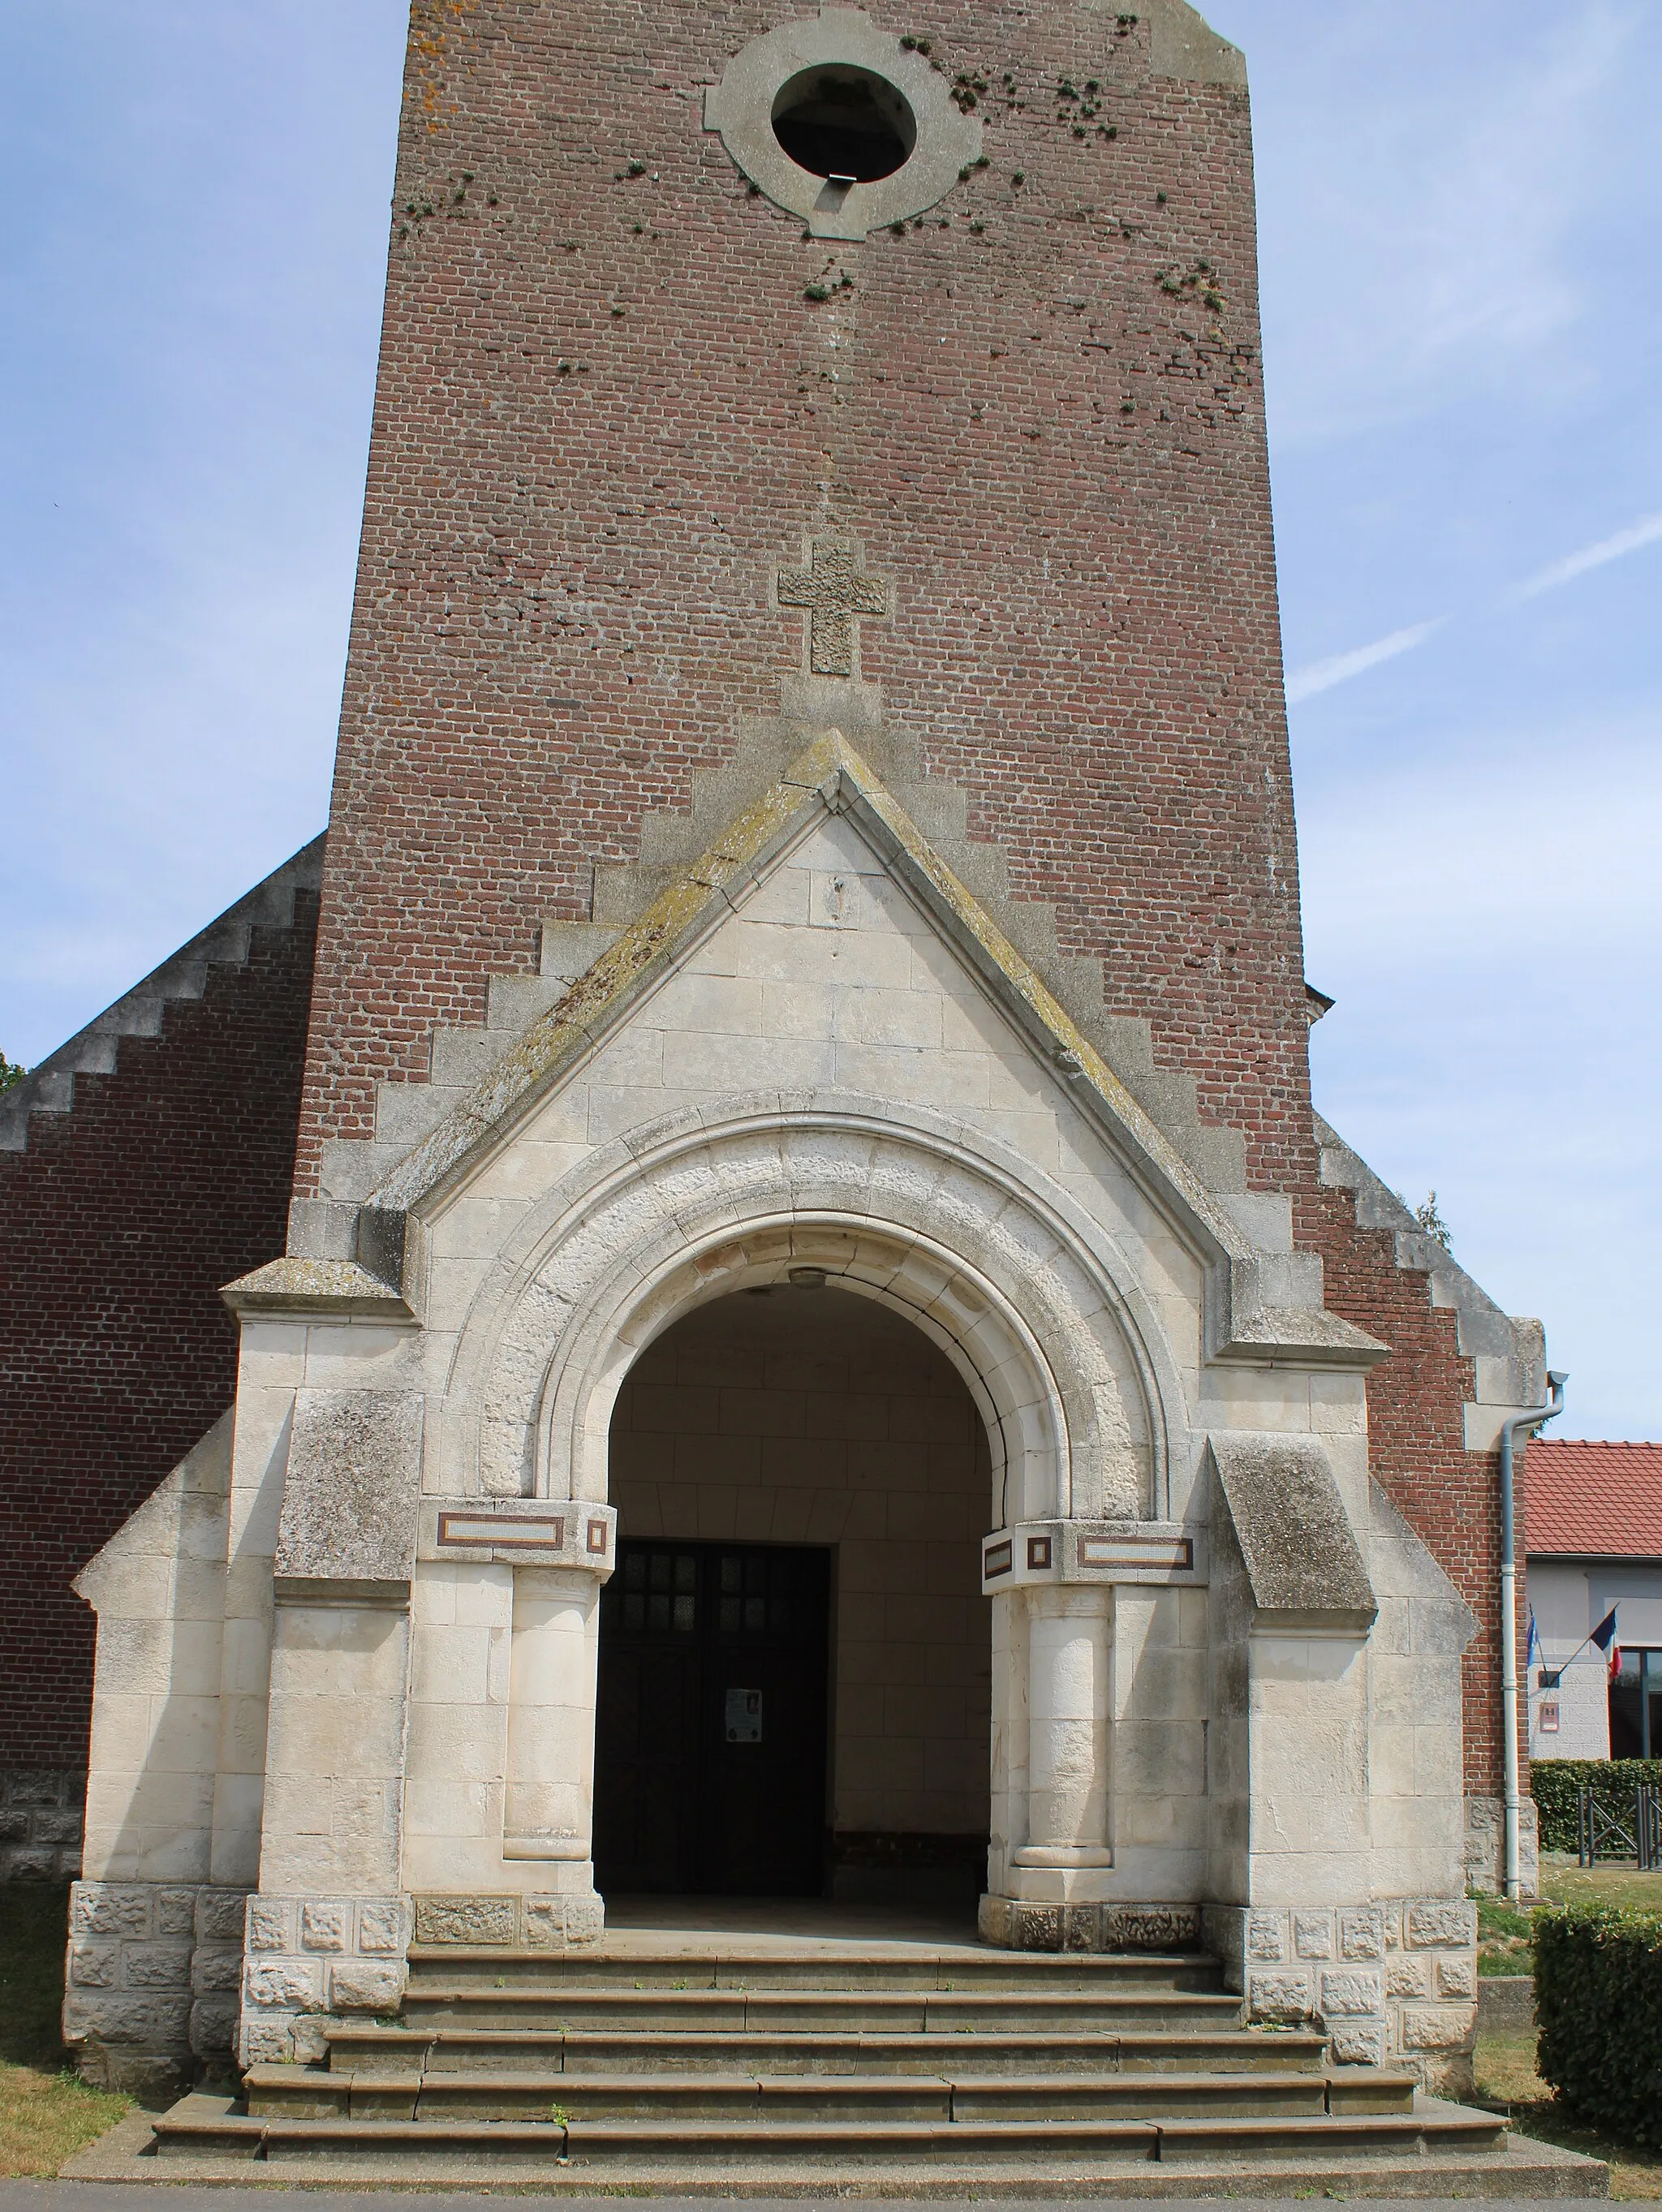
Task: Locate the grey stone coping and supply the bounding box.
[1208,1431,1378,1629]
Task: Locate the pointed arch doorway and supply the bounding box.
[592,1280,992,1903]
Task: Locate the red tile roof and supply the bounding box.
[1524,1440,1662,1559]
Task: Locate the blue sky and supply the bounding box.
[2,2,1657,1436]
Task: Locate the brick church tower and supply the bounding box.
[2,0,1556,2107]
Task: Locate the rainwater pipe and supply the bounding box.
[1499,1368,1567,1903]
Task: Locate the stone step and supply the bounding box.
[155,2103,1510,2171]
[373,1077,471,1149]
[398,1985,1246,2035]
[402,1943,1224,1993]
[326,2024,1329,2079]
[248,2063,1409,2124]
[1153,2107,1509,2163]
[539,921,619,982]
[484,973,568,1031]
[426,1024,506,1088]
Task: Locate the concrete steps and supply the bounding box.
[243,2063,1410,2123]
[325,2024,1332,2076]
[397,1983,1249,2034]
[154,2098,1509,2171]
[144,1937,1552,2184]
[398,1940,1223,1988]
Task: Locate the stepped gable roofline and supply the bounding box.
[1524,1439,1662,1561]
[226,732,1384,1374]
[0,833,325,1155]
[1312,1111,1548,1437]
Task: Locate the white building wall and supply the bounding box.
[1527,1554,1662,1761]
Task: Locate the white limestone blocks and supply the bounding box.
[504,1568,601,1861]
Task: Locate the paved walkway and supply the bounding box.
[0,2190,1617,2212]
[590,1894,987,1958]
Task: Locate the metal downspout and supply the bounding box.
[1500,1370,1567,1902]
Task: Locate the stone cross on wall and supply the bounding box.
[777,537,889,677]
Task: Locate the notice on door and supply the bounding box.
[725,1688,763,1744]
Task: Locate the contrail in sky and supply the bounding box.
[1284,502,1662,706]
[1513,510,1662,598]
[1284,619,1446,705]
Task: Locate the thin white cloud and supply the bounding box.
[1249,5,1632,449]
[1513,509,1662,598]
[1285,617,1447,704]
[1285,502,1662,712]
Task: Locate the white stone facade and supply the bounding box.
[1528,1552,1662,1761]
[67,738,1485,2097]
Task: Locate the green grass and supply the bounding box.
[1476,1891,1535,1973]
[1542,1852,1662,1912]
[1476,1854,1662,1976]
[0,1884,130,2176]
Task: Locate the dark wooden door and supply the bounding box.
[593,1540,830,1896]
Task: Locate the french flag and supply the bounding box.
[1591,1607,1621,1682]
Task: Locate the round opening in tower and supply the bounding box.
[770,67,916,183]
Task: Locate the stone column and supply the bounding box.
[62,1414,251,2097]
[980,1526,1210,1952]
[399,1500,614,1952]
[503,1567,604,1906]
[241,1586,413,2062]
[1011,1585,1113,1881]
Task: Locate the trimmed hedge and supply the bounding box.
[1535,1903,1662,2146]
[1531,1760,1662,1853]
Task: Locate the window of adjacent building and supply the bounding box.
[1609,1647,1662,1760]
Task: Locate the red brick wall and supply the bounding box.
[0,895,319,1767]
[296,0,1318,1198]
[1296,1187,1511,1797]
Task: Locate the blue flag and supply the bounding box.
[1527,1610,1543,1669]
[1591,1607,1618,1652]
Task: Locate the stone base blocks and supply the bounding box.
[980,1896,1203,1956]
[63,1880,249,2100]
[0,1767,83,1880]
[240,1893,411,2066]
[1209,1898,1479,2098]
[412,1890,604,1950]
[238,1890,603,2066]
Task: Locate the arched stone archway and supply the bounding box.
[425,1100,1199,1927]
[439,1097,1188,1526]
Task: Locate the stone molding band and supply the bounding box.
[417,1498,618,1573]
[980,1518,1203,1592]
